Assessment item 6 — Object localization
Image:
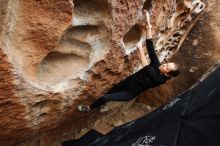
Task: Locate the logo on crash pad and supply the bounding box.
[132,136,156,146]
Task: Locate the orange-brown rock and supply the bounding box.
[1,0,219,146]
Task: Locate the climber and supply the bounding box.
[77,10,180,112]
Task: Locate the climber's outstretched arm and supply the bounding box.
[143,10,160,66]
[136,10,154,67]
[136,42,148,67]
[143,10,152,39]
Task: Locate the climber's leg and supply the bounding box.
[106,77,130,94]
[91,91,133,109]
[77,91,133,112]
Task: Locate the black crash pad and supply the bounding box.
[62,63,220,146]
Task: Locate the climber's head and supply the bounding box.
[159,62,180,77]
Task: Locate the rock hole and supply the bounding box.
[58,39,91,58]
[37,51,89,84]
[168,47,175,51]
[64,25,99,41]
[143,0,153,11]
[200,4,204,10]
[74,0,109,15]
[123,24,141,49]
[73,0,110,25]
[173,32,181,38]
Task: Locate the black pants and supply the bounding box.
[90,91,133,109]
[89,73,135,109]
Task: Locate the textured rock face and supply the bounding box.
[1,0,218,145]
[138,0,220,106]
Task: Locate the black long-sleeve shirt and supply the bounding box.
[126,39,168,97]
[108,39,168,97]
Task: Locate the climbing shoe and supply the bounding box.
[77,104,91,112]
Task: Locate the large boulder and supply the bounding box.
[1,0,219,146]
